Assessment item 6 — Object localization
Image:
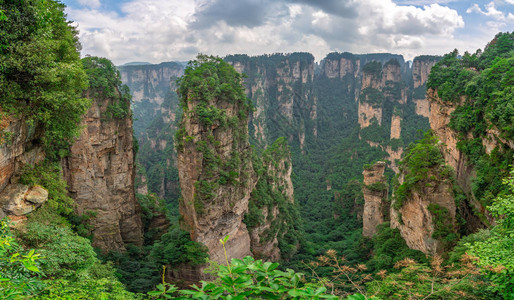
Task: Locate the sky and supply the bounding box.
[61,0,514,65]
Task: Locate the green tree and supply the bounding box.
[0,0,90,158]
[468,167,514,298]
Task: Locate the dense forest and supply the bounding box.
[0,0,513,299]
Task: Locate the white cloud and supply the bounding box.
[467,2,513,21]
[78,0,101,9]
[65,0,497,65]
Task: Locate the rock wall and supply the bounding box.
[390,170,456,254]
[226,54,316,149]
[362,161,388,237]
[176,64,254,264]
[119,62,184,106]
[248,138,295,261]
[62,90,143,252]
[119,62,183,204]
[0,116,45,193]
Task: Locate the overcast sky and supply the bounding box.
[62,0,514,65]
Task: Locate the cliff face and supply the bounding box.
[119,63,184,204]
[62,89,143,252]
[362,161,388,237]
[119,62,184,107]
[226,54,316,149]
[176,58,301,267]
[412,57,440,118]
[0,115,47,220]
[390,170,456,254]
[176,58,254,264]
[247,138,296,261]
[389,133,458,254]
[427,89,506,227]
[0,117,45,193]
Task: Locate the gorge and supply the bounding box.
[0,1,513,298]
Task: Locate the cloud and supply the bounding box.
[65,0,496,65]
[78,0,101,9]
[288,0,358,18]
[467,2,513,21]
[191,0,276,29]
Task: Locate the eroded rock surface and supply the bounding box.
[62,90,143,252]
[362,162,388,237]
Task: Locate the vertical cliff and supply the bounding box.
[226,53,316,150]
[62,57,143,252]
[0,117,45,194]
[390,33,513,254]
[119,62,185,207]
[362,161,389,237]
[390,134,457,254]
[0,116,47,219]
[176,56,254,263]
[246,137,299,260]
[412,56,440,118]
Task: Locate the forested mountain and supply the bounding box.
[120,51,440,262]
[1,0,513,299]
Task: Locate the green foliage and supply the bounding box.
[18,222,96,279]
[0,0,90,158]
[2,218,137,299]
[82,56,132,119]
[468,167,514,298]
[426,49,476,103]
[366,256,497,299]
[393,132,448,209]
[19,161,74,216]
[365,182,387,192]
[150,226,209,267]
[362,61,382,77]
[245,137,303,260]
[177,54,251,114]
[427,204,458,249]
[428,32,514,208]
[150,256,337,299]
[359,88,384,107]
[0,221,43,298]
[366,223,427,272]
[137,193,168,242]
[104,245,161,294]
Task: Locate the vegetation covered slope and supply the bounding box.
[0,0,89,158]
[427,32,514,208]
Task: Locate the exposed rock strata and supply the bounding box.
[248,139,295,261]
[362,161,388,237]
[0,116,45,193]
[391,171,456,254]
[62,90,143,252]
[0,184,48,218]
[177,77,254,265]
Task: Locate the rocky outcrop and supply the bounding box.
[176,60,254,265]
[177,59,301,268]
[0,184,48,218]
[428,90,475,195]
[412,56,440,118]
[391,170,456,254]
[0,116,45,193]
[226,54,316,149]
[412,57,439,89]
[248,138,295,261]
[414,99,430,118]
[362,161,388,237]
[62,89,143,252]
[390,115,401,139]
[119,62,184,106]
